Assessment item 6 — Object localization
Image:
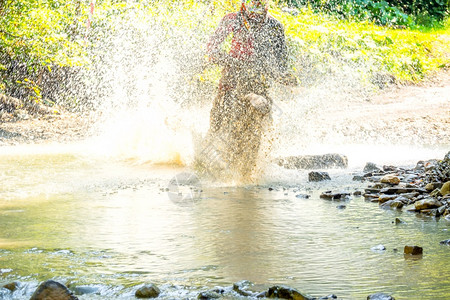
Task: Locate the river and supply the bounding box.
[1,142,449,299]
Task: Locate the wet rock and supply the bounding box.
[3,282,19,292]
[380,187,426,195]
[295,194,310,199]
[364,162,381,173]
[197,291,221,299]
[320,191,351,201]
[363,193,380,201]
[440,239,450,245]
[415,198,441,210]
[380,174,400,185]
[308,171,331,182]
[353,190,362,196]
[367,293,395,300]
[71,285,100,295]
[319,295,338,299]
[380,200,403,209]
[394,218,406,225]
[30,280,78,300]
[404,245,423,255]
[135,284,160,298]
[352,175,365,182]
[378,194,397,203]
[441,181,450,196]
[266,285,313,300]
[233,281,254,297]
[336,205,346,209]
[277,153,348,170]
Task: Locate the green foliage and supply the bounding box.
[0,0,88,100]
[282,0,449,26]
[273,7,450,82]
[1,0,449,109]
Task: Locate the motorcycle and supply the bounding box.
[194,59,296,182]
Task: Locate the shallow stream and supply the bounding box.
[1,144,449,299]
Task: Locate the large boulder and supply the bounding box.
[30,280,78,300]
[277,154,348,169]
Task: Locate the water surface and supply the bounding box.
[1,146,450,299]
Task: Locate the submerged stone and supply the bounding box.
[371,244,386,252]
[135,284,160,298]
[404,245,423,255]
[320,191,351,201]
[3,282,19,292]
[440,239,450,245]
[30,280,78,300]
[394,218,406,225]
[367,293,395,300]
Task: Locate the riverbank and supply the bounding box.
[1,70,449,147]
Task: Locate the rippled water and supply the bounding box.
[1,146,450,299]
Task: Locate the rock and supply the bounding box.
[3,282,19,292]
[380,200,403,209]
[367,293,395,300]
[380,187,427,195]
[364,162,381,173]
[404,245,423,255]
[319,295,338,299]
[394,218,406,225]
[233,281,254,297]
[353,190,362,196]
[71,285,100,295]
[30,280,78,300]
[371,244,386,252]
[440,239,450,245]
[320,191,351,201]
[430,188,442,197]
[425,182,442,192]
[266,285,313,300]
[415,198,441,210]
[277,153,348,169]
[197,291,221,299]
[135,284,160,298]
[336,205,346,209]
[353,175,365,181]
[308,171,331,182]
[441,181,450,196]
[378,194,397,203]
[380,174,400,185]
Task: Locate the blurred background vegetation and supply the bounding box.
[0,0,449,112]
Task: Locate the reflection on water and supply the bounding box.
[1,150,450,299]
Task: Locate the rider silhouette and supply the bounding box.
[207,0,295,133]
